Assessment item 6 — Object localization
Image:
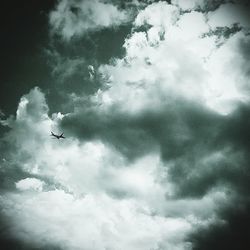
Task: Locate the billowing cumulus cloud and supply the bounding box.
[0,87,227,250]
[16,178,45,191]
[1,0,250,249]
[49,0,131,40]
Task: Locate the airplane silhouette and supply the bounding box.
[50,132,65,139]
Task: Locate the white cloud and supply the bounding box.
[2,0,250,248]
[1,191,194,250]
[0,86,227,249]
[175,11,209,40]
[97,1,249,115]
[134,2,179,30]
[172,0,200,11]
[50,0,131,40]
[88,65,95,80]
[16,178,44,192]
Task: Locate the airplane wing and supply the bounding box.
[50,132,57,138]
[50,132,65,139]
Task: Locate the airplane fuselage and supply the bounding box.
[50,132,65,139]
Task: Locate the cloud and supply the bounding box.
[88,64,95,80]
[171,0,247,12]
[49,0,131,40]
[16,178,45,192]
[134,2,179,29]
[191,201,250,250]
[2,0,250,249]
[49,50,86,81]
[0,87,229,249]
[207,2,250,29]
[55,0,250,248]
[91,1,250,118]
[1,190,196,250]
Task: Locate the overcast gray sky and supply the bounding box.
[1,0,250,249]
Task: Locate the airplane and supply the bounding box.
[50,131,65,139]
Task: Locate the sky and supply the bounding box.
[0,0,250,249]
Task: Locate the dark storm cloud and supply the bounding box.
[60,92,250,200]
[60,97,212,161]
[191,198,250,250]
[0,160,30,192]
[0,219,62,250]
[237,36,250,84]
[60,104,156,159]
[162,104,250,198]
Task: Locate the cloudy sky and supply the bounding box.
[1,0,250,249]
